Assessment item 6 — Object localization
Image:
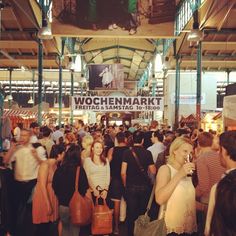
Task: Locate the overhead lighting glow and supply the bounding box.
[74,55,82,72]
[155,53,163,72]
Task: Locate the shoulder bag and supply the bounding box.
[133,166,171,236]
[69,167,93,226]
[91,198,113,235]
[130,147,152,185]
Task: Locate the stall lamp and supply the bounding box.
[38,24,53,40]
[5,95,13,101]
[187,29,204,42]
[67,61,76,71]
[28,96,34,104]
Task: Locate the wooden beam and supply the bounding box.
[227,34,233,41]
[217,1,235,31]
[28,0,42,27]
[200,0,218,28]
[0,59,58,68]
[0,40,38,49]
[17,49,22,55]
[10,7,23,31]
[31,49,36,56]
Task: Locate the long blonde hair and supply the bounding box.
[167,137,193,165]
[82,134,94,150]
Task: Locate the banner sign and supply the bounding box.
[72,96,163,112]
[171,93,206,105]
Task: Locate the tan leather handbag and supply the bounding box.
[91,198,113,235]
[69,167,93,225]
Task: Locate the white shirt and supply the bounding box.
[147,142,165,163]
[11,144,46,181]
[83,158,110,194]
[30,135,47,160]
[52,130,64,144]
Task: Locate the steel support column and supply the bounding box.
[38,39,43,126]
[9,68,13,108]
[196,41,202,128]
[70,71,74,125]
[58,56,63,127]
[174,55,181,130]
[226,69,231,85]
[0,93,3,152]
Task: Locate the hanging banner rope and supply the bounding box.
[72,96,163,112]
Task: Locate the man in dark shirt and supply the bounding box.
[121,130,156,236]
[143,120,159,149]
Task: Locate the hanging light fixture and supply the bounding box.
[187,10,203,44]
[5,94,13,101]
[28,70,35,105]
[28,96,34,104]
[67,57,76,71]
[38,9,53,40]
[187,29,204,42]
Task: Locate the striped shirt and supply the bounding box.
[196,150,225,203]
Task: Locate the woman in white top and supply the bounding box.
[155,137,197,236]
[83,140,110,200]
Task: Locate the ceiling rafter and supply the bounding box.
[83,45,154,54]
[10,6,23,31]
[199,0,219,29]
[217,1,235,31]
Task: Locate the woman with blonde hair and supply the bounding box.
[155,137,197,236]
[81,134,94,164]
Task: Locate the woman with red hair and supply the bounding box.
[83,140,110,201]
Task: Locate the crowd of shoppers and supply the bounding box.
[0,119,235,236]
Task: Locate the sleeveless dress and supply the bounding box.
[32,163,59,224]
[159,164,197,234]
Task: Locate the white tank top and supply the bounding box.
[159,164,197,234]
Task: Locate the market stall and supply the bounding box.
[3,109,38,129]
[201,112,223,133]
[223,95,236,131]
[179,114,197,129]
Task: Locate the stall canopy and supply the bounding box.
[3,109,38,118]
[180,114,197,124]
[213,112,222,121]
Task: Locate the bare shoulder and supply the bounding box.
[156,165,171,181]
[158,164,171,174]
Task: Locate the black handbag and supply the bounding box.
[134,181,167,236]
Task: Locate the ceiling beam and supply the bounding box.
[83,45,154,54]
[200,0,218,29]
[201,0,232,29]
[217,1,235,31]
[10,6,23,31]
[0,40,38,49]
[103,57,133,63]
[0,59,58,68]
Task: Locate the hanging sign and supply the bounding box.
[72,96,163,112]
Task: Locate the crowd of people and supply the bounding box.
[56,0,149,35]
[0,119,236,236]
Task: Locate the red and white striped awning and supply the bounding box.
[3,109,38,118]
